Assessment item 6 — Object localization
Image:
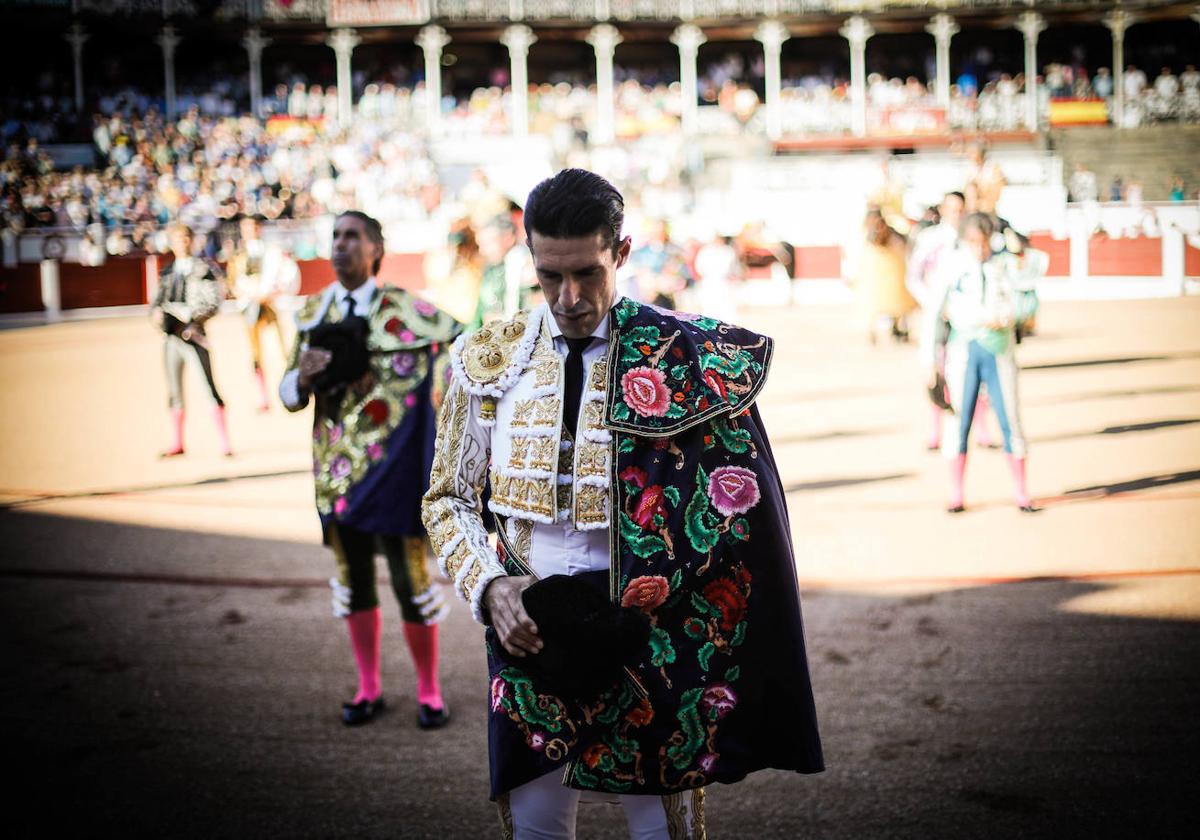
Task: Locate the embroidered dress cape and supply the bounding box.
[423,297,823,799]
[284,284,461,537]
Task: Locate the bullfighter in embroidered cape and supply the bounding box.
[282,211,462,729]
[423,170,821,839]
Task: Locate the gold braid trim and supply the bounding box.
[496,793,514,840]
[663,792,688,840]
[692,788,707,840]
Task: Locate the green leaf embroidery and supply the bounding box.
[689,591,714,617]
[573,765,601,787]
[669,568,683,592]
[619,511,667,559]
[697,641,715,672]
[666,688,705,769]
[710,417,751,453]
[729,517,751,542]
[731,620,748,648]
[649,626,676,667]
[665,402,688,419]
[611,401,631,422]
[684,466,720,553]
[725,665,741,682]
[669,364,690,380]
[617,436,636,453]
[663,486,681,507]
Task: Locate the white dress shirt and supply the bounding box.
[526,304,613,580]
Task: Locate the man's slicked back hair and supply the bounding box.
[523,168,625,255]
[337,210,385,274]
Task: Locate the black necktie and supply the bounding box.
[343,295,356,318]
[563,337,592,434]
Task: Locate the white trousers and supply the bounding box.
[502,768,704,840]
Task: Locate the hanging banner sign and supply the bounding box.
[327,0,430,26]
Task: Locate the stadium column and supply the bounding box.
[156,24,181,122]
[1103,9,1132,128]
[501,25,537,137]
[1015,11,1045,132]
[327,28,361,129]
[755,20,790,141]
[64,21,89,115]
[670,23,707,136]
[416,25,451,135]
[925,13,959,110]
[587,24,623,145]
[839,15,874,138]
[243,26,271,119]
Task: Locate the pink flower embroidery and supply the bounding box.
[707,466,760,517]
[333,496,348,516]
[366,442,384,462]
[404,393,417,407]
[698,752,718,774]
[620,575,670,611]
[618,466,648,489]
[328,424,343,444]
[620,366,671,417]
[699,683,738,720]
[632,486,668,530]
[490,676,508,712]
[392,353,416,376]
[414,300,437,317]
[330,456,352,479]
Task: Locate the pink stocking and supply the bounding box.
[254,368,270,412]
[949,454,967,510]
[1009,456,1032,508]
[403,621,444,710]
[927,403,943,449]
[212,405,233,456]
[346,607,383,704]
[166,408,185,455]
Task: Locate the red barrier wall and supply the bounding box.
[1186,240,1200,277]
[60,258,147,309]
[1028,234,1071,277]
[1088,236,1162,276]
[793,246,842,279]
[0,264,44,313]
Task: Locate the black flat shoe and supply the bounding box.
[342,696,384,726]
[417,703,449,730]
[946,505,965,514]
[1019,504,1040,514]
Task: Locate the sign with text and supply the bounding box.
[327,0,430,26]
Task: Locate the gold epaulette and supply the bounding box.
[450,308,542,400]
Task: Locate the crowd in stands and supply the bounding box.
[4,49,1199,250]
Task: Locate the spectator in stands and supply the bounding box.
[1093,67,1114,100]
[1154,67,1180,99]
[1124,64,1148,100]
[1069,163,1099,203]
[1181,65,1200,93]
[1169,176,1186,201]
[1109,176,1124,202]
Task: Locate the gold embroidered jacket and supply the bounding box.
[422,304,612,621]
